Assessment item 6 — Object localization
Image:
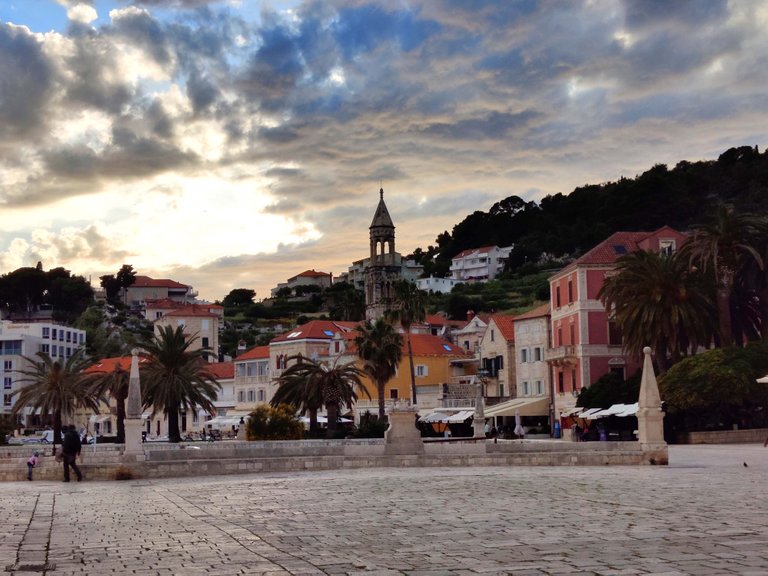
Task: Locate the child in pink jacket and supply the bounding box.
[27,451,40,481]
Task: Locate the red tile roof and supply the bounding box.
[425,313,464,329]
[292,269,332,279]
[164,305,219,318]
[489,314,516,341]
[84,355,149,373]
[235,345,270,361]
[271,320,360,343]
[513,303,551,321]
[206,362,234,379]
[560,226,687,273]
[407,334,470,357]
[131,276,190,290]
[452,246,496,260]
[146,299,223,311]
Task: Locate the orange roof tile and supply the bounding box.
[164,306,218,318]
[452,245,497,259]
[271,320,361,343]
[236,345,270,361]
[84,356,149,373]
[206,362,234,379]
[513,303,551,321]
[489,314,516,341]
[131,276,190,290]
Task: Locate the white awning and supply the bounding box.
[757,374,768,384]
[584,403,639,419]
[574,407,603,419]
[560,406,582,417]
[445,410,475,423]
[484,397,550,418]
[419,412,451,423]
[88,414,110,424]
[616,403,638,417]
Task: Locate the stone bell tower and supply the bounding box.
[365,188,402,320]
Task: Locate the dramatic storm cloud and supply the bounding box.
[0,0,766,300]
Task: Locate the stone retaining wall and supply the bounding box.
[676,428,768,444]
[0,438,662,482]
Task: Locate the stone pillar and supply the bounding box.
[237,417,247,440]
[384,407,424,455]
[123,349,146,461]
[637,347,668,465]
[472,377,486,438]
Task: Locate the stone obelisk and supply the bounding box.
[123,349,146,460]
[473,376,486,438]
[637,347,668,465]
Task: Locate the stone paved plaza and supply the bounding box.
[2,444,768,575]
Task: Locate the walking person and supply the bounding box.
[27,451,40,481]
[62,425,83,482]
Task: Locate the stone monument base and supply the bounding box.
[122,418,146,461]
[384,408,424,455]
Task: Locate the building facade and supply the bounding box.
[450,245,512,282]
[0,321,86,423]
[546,226,688,418]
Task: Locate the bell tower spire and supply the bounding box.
[365,187,401,320]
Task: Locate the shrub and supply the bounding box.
[246,404,304,440]
[349,418,388,438]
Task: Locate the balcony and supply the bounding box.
[545,345,578,367]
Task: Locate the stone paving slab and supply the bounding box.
[1,444,767,575]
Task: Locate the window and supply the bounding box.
[202,319,210,331]
[521,348,529,363]
[463,340,470,350]
[608,321,622,346]
[389,389,398,399]
[571,369,578,392]
[3,394,11,407]
[202,337,209,348]
[248,390,256,402]
[415,365,428,377]
[610,366,625,379]
[555,286,561,308]
[3,360,11,370]
[522,381,530,396]
[567,279,573,303]
[66,331,71,342]
[557,326,563,347]
[238,390,245,403]
[569,324,575,345]
[155,312,163,319]
[490,329,495,342]
[246,363,257,377]
[660,239,676,256]
[59,331,64,341]
[79,333,85,345]
[334,341,340,353]
[52,328,57,340]
[236,364,246,377]
[51,346,57,357]
[3,377,11,390]
[535,380,543,395]
[41,344,50,354]
[192,412,199,424]
[59,346,65,358]
[42,327,50,339]
[558,372,565,394]
[534,347,542,362]
[258,389,266,402]
[498,383,504,397]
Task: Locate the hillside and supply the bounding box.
[408,145,768,277]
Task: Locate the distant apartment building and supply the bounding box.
[336,255,423,292]
[0,321,86,424]
[233,345,271,409]
[122,276,198,308]
[546,226,687,418]
[153,304,221,362]
[270,269,333,297]
[450,245,512,282]
[416,276,460,294]
[477,314,516,399]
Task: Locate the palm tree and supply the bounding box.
[271,355,324,435]
[12,350,105,453]
[139,325,220,443]
[680,205,763,346]
[87,360,130,443]
[355,318,403,419]
[598,249,716,372]
[274,356,368,437]
[386,280,427,404]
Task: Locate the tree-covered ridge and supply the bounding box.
[409,146,768,277]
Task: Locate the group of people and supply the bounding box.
[26,424,83,482]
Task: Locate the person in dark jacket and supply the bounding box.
[62,425,82,482]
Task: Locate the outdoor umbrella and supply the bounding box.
[514,409,525,438]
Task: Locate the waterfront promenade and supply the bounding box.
[2,444,767,575]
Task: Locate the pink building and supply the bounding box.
[546,226,687,416]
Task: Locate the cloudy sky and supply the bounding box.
[1,0,766,302]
